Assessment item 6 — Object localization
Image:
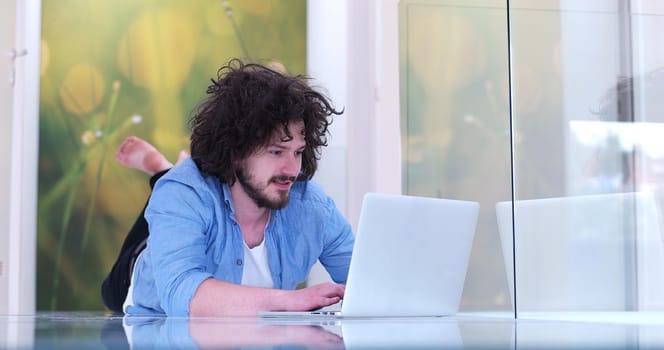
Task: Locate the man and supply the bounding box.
[118,59,355,316]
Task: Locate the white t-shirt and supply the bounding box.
[241,238,275,289]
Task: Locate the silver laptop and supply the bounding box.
[260,192,480,318]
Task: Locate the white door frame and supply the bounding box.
[2,0,41,315]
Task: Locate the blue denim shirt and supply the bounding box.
[125,158,355,316]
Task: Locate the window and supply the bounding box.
[399,0,664,316]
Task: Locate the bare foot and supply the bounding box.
[176,149,189,165]
[116,136,173,176]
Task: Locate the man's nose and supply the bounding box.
[282,153,301,176]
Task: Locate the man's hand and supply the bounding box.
[287,282,345,311]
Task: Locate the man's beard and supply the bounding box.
[236,167,295,210]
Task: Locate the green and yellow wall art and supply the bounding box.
[38,0,306,311]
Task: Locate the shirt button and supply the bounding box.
[236,259,243,266]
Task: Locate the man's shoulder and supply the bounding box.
[155,157,220,195]
[161,158,208,184]
[147,158,222,216]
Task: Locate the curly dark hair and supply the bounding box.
[189,58,342,184]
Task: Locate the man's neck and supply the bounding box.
[229,183,270,248]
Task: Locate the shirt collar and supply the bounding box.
[221,182,236,213]
[221,182,274,228]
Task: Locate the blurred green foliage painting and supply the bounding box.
[38,0,306,311]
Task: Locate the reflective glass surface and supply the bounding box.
[3,312,664,349]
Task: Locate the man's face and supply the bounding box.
[236,120,306,209]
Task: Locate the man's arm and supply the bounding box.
[189,279,344,317]
[318,196,355,283]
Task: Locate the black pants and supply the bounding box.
[101,169,168,313]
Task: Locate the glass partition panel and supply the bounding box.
[399,0,512,312]
[510,0,664,315]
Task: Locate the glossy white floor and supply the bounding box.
[1,312,664,349]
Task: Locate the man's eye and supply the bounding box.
[270,150,282,155]
[295,150,304,156]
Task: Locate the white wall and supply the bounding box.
[0,0,40,315]
[308,0,401,230]
[13,0,40,315]
[306,0,401,285]
[372,0,401,196]
[307,0,349,219]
